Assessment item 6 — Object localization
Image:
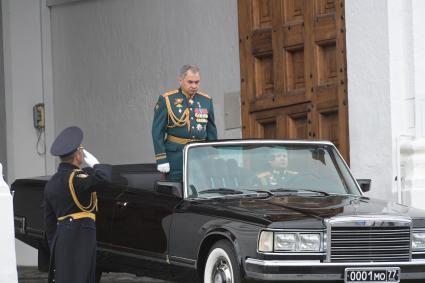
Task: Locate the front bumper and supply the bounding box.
[245,258,425,281]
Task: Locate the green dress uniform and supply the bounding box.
[256,169,298,187]
[152,88,217,181]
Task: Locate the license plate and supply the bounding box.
[345,267,400,283]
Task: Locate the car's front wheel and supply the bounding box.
[203,240,240,283]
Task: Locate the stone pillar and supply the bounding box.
[398,0,425,208]
[0,163,18,282]
[400,139,425,208]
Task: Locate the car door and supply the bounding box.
[96,182,124,246]
[108,171,182,272]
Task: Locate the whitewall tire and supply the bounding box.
[203,240,240,283]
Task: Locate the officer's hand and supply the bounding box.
[157,163,170,173]
[83,149,100,167]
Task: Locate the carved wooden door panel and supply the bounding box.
[238,0,349,162]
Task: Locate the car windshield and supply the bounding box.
[185,142,361,199]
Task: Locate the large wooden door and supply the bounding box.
[238,0,349,162]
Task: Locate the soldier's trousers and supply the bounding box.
[48,218,96,283]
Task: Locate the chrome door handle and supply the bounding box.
[116,201,128,208]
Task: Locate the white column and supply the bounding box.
[0,163,18,282]
[412,0,425,139]
[398,0,425,208]
[345,0,394,201]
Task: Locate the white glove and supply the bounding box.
[157,163,170,173]
[83,149,100,167]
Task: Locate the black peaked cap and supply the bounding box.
[50,126,83,157]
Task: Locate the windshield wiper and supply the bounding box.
[198,188,244,195]
[245,189,274,197]
[270,188,330,196]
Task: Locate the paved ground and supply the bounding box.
[17,266,171,283]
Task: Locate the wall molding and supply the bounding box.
[46,0,94,7]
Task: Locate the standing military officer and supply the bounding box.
[43,126,111,283]
[152,65,217,181]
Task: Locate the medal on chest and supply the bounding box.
[195,107,208,123]
[174,98,184,114]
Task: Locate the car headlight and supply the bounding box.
[299,233,321,251]
[260,231,322,252]
[412,232,425,250]
[275,233,297,251]
[258,231,273,252]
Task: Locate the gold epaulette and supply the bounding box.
[68,169,98,213]
[198,91,211,99]
[161,89,179,98]
[257,171,272,178]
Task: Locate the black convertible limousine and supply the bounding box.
[12,140,425,282]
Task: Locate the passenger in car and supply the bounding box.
[256,147,298,187]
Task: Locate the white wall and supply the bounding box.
[49,0,241,165]
[346,0,425,208]
[345,0,394,201]
[2,0,54,266]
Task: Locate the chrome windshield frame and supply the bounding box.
[182,139,363,200]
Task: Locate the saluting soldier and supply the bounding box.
[152,65,217,181]
[43,126,111,283]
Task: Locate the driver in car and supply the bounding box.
[256,147,298,187]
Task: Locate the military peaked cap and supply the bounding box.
[50,126,83,157]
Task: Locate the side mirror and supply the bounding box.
[155,181,183,198]
[356,179,371,193]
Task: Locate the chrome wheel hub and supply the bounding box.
[212,257,232,283]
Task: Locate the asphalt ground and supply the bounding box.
[17,266,171,283]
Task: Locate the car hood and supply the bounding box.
[191,194,425,229]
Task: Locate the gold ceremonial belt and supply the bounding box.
[57,211,96,221]
[167,135,204,145]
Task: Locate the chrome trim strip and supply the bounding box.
[14,216,26,234]
[260,252,326,256]
[245,258,425,267]
[169,255,197,267]
[326,215,412,226]
[98,246,168,264]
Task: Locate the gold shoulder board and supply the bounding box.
[161,89,179,98]
[198,91,211,99]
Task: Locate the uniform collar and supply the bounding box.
[58,162,80,171]
[180,88,195,100]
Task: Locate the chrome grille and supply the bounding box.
[330,226,411,262]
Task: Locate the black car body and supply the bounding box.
[12,140,425,282]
